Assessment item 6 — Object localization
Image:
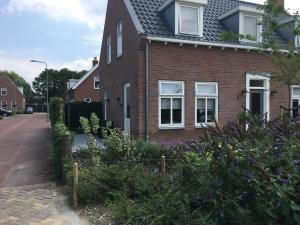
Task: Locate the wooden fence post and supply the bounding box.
[160,156,166,175]
[73,163,78,209]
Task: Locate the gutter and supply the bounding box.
[147,36,289,53]
[145,42,149,141]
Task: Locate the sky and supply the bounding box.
[0,0,299,85]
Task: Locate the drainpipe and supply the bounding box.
[145,42,149,141]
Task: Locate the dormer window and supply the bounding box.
[179,5,200,35]
[159,0,207,37]
[240,13,262,42]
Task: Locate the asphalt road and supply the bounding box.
[0,114,54,188]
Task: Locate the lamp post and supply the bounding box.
[30,60,49,121]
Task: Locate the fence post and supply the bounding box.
[73,163,78,209]
[160,156,166,175]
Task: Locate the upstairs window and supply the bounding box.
[180,5,199,35]
[195,82,218,127]
[159,81,184,128]
[1,88,7,96]
[94,77,100,89]
[240,14,262,42]
[107,34,112,64]
[117,22,123,57]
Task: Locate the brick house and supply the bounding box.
[0,75,26,111]
[66,57,101,103]
[99,0,300,141]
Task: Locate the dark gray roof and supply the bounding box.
[129,0,288,47]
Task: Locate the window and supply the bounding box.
[179,5,200,35]
[94,77,100,89]
[292,86,300,118]
[107,35,112,64]
[1,101,7,110]
[159,81,184,128]
[84,98,92,103]
[240,14,262,42]
[195,83,218,127]
[117,22,123,57]
[1,88,7,96]
[11,101,16,111]
[296,35,300,48]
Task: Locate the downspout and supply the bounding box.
[145,41,149,141]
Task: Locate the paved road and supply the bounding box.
[0,114,86,225]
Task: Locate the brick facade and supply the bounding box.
[0,75,26,111]
[67,67,101,102]
[100,0,290,141]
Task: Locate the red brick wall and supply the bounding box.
[73,67,101,102]
[142,42,289,141]
[0,75,26,111]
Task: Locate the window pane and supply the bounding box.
[161,83,183,95]
[197,98,206,123]
[293,87,300,96]
[293,99,299,118]
[250,80,264,87]
[181,6,198,34]
[207,99,216,122]
[196,84,216,95]
[172,98,182,124]
[161,98,171,124]
[243,16,257,38]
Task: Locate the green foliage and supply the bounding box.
[49,97,65,127]
[0,70,33,102]
[53,122,73,180]
[32,68,86,101]
[65,114,300,225]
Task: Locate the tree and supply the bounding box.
[32,68,86,101]
[0,70,33,102]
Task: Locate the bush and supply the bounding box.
[0,116,3,120]
[49,97,64,127]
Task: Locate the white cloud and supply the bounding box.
[0,55,93,85]
[4,0,107,29]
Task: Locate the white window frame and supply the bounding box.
[1,88,7,96]
[117,21,123,58]
[295,35,300,48]
[107,34,112,64]
[158,81,185,129]
[94,76,100,89]
[175,3,204,37]
[84,98,92,103]
[195,82,218,128]
[1,101,7,110]
[11,101,16,110]
[239,13,262,43]
[292,85,300,117]
[246,73,270,120]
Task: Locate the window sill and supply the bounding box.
[159,126,185,130]
[195,123,216,129]
[239,38,261,44]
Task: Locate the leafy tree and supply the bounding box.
[32,68,86,101]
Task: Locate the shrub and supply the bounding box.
[49,97,64,127]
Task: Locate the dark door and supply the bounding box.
[250,89,264,115]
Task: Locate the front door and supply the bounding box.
[250,89,264,115]
[124,83,131,134]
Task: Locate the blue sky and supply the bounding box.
[0,0,298,84]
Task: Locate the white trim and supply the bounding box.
[218,6,264,21]
[107,34,112,64]
[124,83,131,134]
[295,20,300,48]
[195,82,218,128]
[123,0,145,33]
[84,98,92,103]
[146,36,290,53]
[1,101,7,110]
[159,0,207,12]
[11,101,16,110]
[246,73,270,120]
[117,21,123,58]
[292,85,300,117]
[158,80,185,129]
[1,88,7,96]
[72,64,99,90]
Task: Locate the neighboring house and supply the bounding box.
[0,75,26,111]
[99,0,300,141]
[66,57,101,103]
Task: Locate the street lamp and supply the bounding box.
[30,59,49,121]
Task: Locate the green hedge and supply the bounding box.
[65,102,104,132]
[49,97,65,127]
